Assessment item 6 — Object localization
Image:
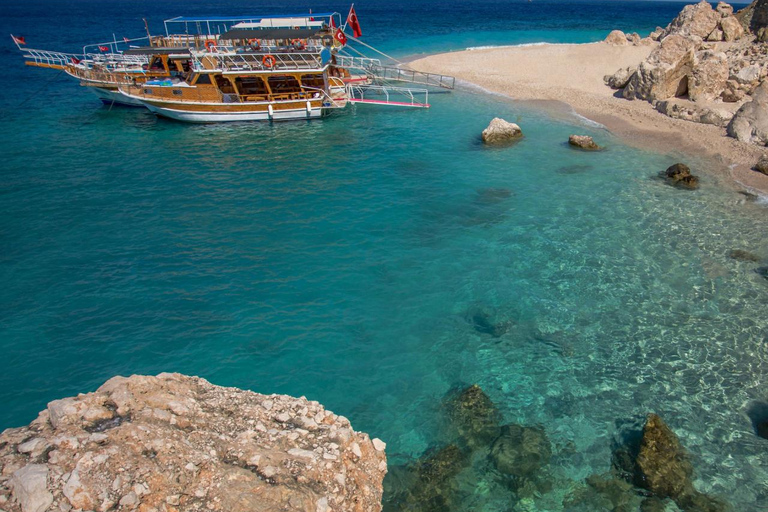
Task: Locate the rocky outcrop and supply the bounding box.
[663,0,721,39]
[624,34,699,101]
[604,66,636,89]
[0,373,387,512]
[655,99,734,127]
[728,80,768,144]
[605,30,630,46]
[660,163,700,189]
[481,118,523,144]
[689,50,729,101]
[755,153,768,173]
[568,135,601,150]
[721,16,745,41]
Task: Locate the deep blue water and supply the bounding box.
[1,0,767,510]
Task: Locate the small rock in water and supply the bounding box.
[728,249,761,262]
[481,118,523,145]
[660,163,700,189]
[568,135,601,150]
[755,266,768,280]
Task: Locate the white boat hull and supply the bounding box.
[143,103,325,123]
[91,87,145,107]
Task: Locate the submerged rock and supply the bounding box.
[568,135,601,150]
[445,384,502,447]
[481,118,523,144]
[489,424,552,479]
[564,473,642,512]
[660,163,700,189]
[0,373,387,512]
[465,306,512,338]
[556,164,593,174]
[384,444,468,512]
[728,249,761,262]
[756,266,768,279]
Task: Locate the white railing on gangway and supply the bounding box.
[346,84,429,108]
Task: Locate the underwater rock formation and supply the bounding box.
[488,423,552,496]
[465,306,512,338]
[0,373,387,512]
[444,384,502,448]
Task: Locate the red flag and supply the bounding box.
[334,28,347,46]
[12,35,26,45]
[346,5,362,38]
[70,57,81,64]
[330,16,337,28]
[98,45,109,51]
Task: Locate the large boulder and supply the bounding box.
[604,66,637,89]
[605,30,629,46]
[663,0,722,39]
[720,15,745,40]
[481,118,523,144]
[623,34,699,101]
[728,80,768,144]
[689,50,729,102]
[0,374,388,512]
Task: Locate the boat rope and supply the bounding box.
[347,35,403,65]
[0,67,67,120]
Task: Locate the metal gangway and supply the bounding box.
[346,84,430,108]
[368,65,455,90]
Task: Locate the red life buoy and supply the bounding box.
[262,54,277,68]
[204,39,216,52]
[291,39,306,50]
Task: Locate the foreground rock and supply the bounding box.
[623,34,698,101]
[481,118,523,144]
[728,80,768,144]
[635,414,729,511]
[0,373,387,512]
[660,163,701,189]
[755,153,768,173]
[568,135,601,150]
[663,0,721,39]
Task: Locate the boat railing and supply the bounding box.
[368,65,456,90]
[191,50,323,72]
[19,48,77,69]
[334,56,382,72]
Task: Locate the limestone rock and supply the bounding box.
[627,32,642,45]
[655,99,734,127]
[605,30,629,46]
[728,80,768,144]
[10,465,53,512]
[734,64,761,85]
[663,0,722,39]
[604,66,636,89]
[721,79,746,102]
[0,373,387,512]
[755,153,768,173]
[481,118,522,144]
[623,34,699,101]
[649,27,664,41]
[660,163,700,189]
[689,50,729,101]
[717,2,735,17]
[706,28,724,41]
[721,16,745,41]
[568,135,601,150]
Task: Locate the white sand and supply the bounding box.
[410,42,768,195]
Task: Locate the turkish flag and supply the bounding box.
[70,57,81,64]
[334,28,347,45]
[12,35,26,45]
[346,6,362,38]
[98,45,109,51]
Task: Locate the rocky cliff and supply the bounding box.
[0,373,387,512]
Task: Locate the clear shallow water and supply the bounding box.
[1,0,767,510]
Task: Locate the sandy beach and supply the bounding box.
[410,42,768,196]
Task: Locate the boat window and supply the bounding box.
[149,57,165,72]
[301,74,325,89]
[237,76,268,97]
[172,89,183,96]
[143,88,153,95]
[267,75,301,94]
[195,74,212,85]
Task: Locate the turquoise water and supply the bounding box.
[1,0,767,510]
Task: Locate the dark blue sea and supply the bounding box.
[1,0,767,509]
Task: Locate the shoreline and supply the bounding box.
[409,42,768,198]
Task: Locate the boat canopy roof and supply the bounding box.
[217,28,322,41]
[165,13,335,23]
